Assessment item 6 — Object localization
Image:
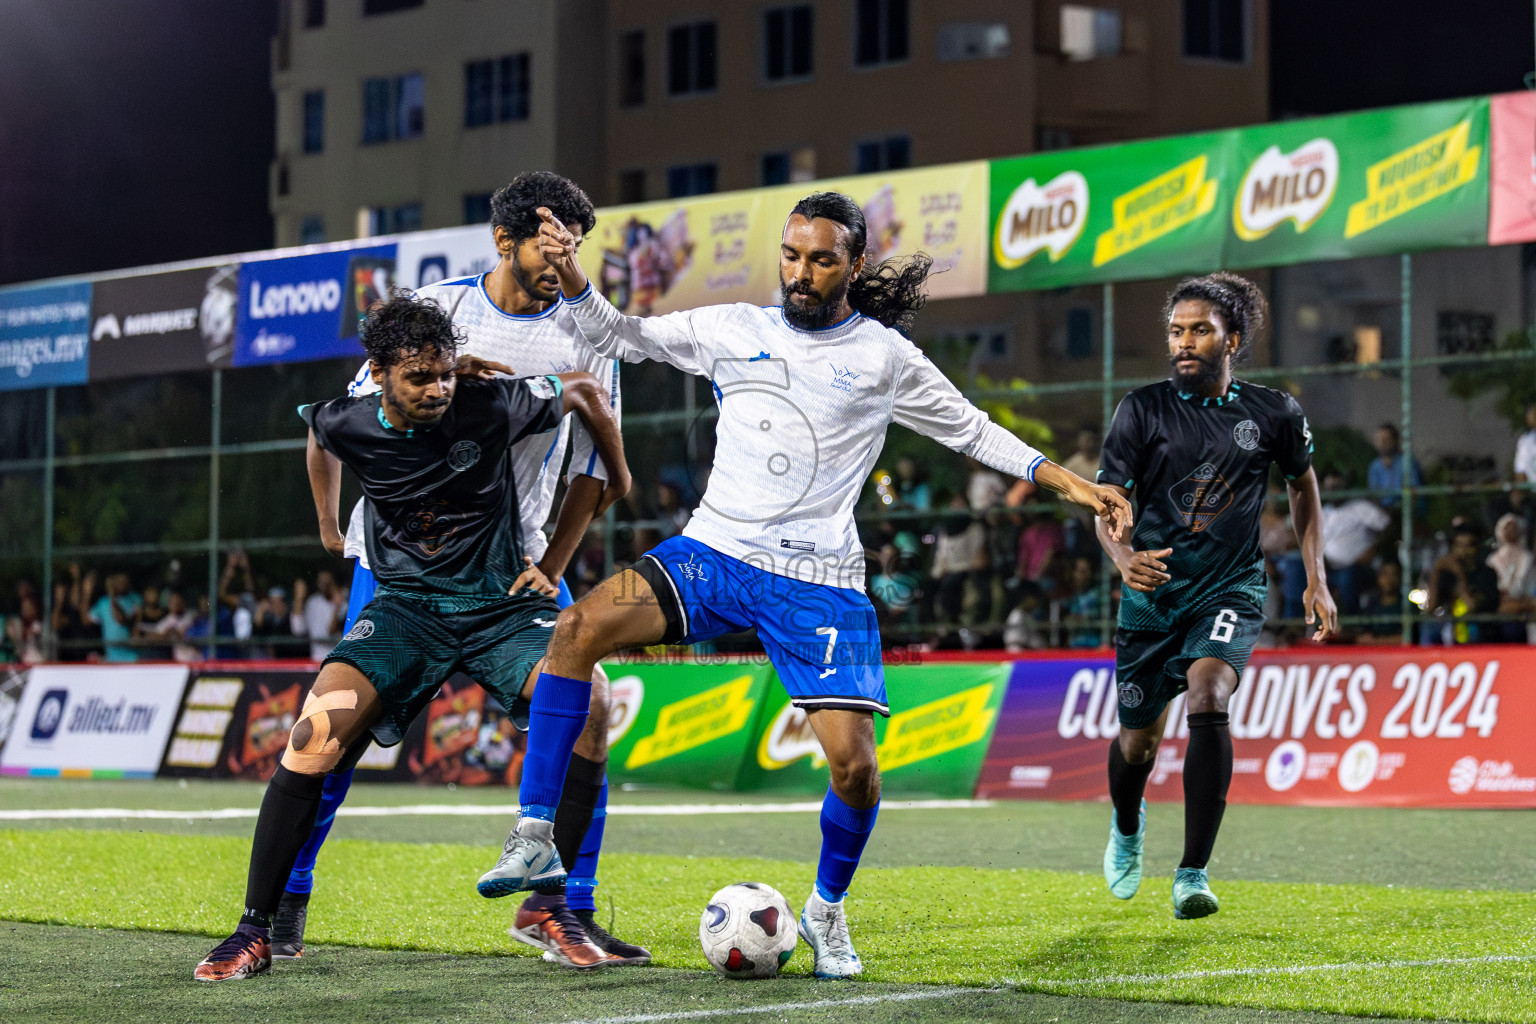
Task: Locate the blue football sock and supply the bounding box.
[285,767,354,895]
[816,788,880,903]
[565,777,606,913]
[519,672,593,820]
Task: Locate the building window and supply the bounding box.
[368,203,423,235]
[666,163,717,198]
[936,22,1010,61]
[303,0,325,29]
[463,193,493,225]
[302,90,324,154]
[618,169,647,204]
[619,30,646,107]
[1184,0,1245,61]
[668,21,717,95]
[1066,308,1094,360]
[299,215,325,245]
[363,0,422,15]
[363,73,424,144]
[764,6,814,82]
[1061,5,1122,61]
[854,136,910,174]
[276,159,290,196]
[854,0,908,66]
[762,152,791,186]
[465,54,530,127]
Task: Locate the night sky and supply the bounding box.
[0,0,1530,286]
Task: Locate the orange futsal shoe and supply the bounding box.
[509,893,613,970]
[194,926,272,982]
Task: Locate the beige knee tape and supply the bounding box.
[281,688,360,774]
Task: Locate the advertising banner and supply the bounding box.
[604,660,776,790]
[88,266,239,380]
[578,162,989,317]
[0,281,92,391]
[738,660,1009,797]
[233,245,395,367]
[978,648,1535,808]
[1227,97,1488,266]
[159,667,525,784]
[394,226,499,291]
[1489,91,1536,246]
[0,665,188,777]
[989,131,1232,291]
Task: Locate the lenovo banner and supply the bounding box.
[233,245,395,367]
[88,266,239,380]
[0,665,189,777]
[978,648,1533,808]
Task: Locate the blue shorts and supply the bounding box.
[633,536,888,716]
[345,560,574,634]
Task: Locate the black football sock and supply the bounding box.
[241,766,326,928]
[1107,739,1154,837]
[547,752,606,896]
[1180,711,1233,870]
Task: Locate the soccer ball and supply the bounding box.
[698,882,799,979]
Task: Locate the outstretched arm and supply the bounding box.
[306,428,346,558]
[1286,468,1337,640]
[536,208,708,374]
[891,348,1131,540]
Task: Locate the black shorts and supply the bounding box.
[322,588,559,745]
[1114,600,1264,731]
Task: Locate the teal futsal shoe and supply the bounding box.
[1172,867,1220,919]
[1102,799,1146,900]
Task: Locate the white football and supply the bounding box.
[698,882,799,978]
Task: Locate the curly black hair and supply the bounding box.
[1163,271,1269,365]
[360,290,463,371]
[490,171,598,246]
[789,191,932,334]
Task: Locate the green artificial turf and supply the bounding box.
[3,828,1533,1022]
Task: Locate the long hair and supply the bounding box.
[789,191,933,334]
[1163,271,1268,365]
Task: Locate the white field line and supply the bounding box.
[0,798,990,822]
[551,987,984,1024]
[1026,952,1536,988]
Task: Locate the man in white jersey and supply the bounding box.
[476,192,1133,978]
[274,173,647,969]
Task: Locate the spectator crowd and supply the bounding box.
[6,408,1536,662]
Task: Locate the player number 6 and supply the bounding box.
[1209,609,1238,644]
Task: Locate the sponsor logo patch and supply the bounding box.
[447,440,481,471]
[1265,739,1307,792]
[1233,419,1261,451]
[344,619,375,641]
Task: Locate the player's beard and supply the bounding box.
[780,273,851,331]
[382,373,449,427]
[510,255,560,303]
[1170,351,1224,391]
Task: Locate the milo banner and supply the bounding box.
[603,660,776,790]
[577,162,989,317]
[978,648,1534,809]
[989,130,1232,290]
[1227,97,1488,266]
[989,97,1491,292]
[739,661,1009,798]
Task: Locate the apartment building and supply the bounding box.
[271,0,1267,244]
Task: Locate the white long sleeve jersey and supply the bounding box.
[343,275,620,567]
[565,283,1047,591]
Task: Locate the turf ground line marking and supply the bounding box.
[0,798,991,821]
[1028,953,1536,988]
[551,986,986,1024]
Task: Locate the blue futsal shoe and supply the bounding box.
[1172,867,1220,919]
[1102,799,1146,900]
[477,816,566,898]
